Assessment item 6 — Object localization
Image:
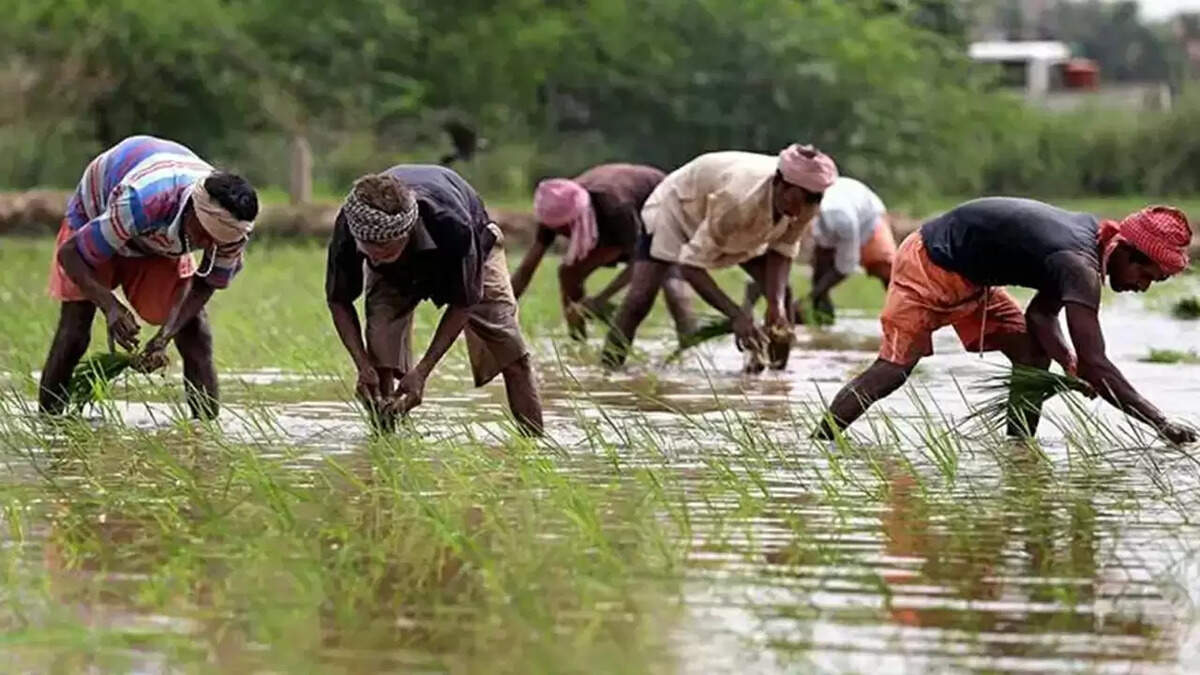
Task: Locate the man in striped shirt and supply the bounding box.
[39,135,259,419]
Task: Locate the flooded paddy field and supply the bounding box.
[2,238,1200,673]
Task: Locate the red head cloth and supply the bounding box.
[1100,205,1192,276]
[533,178,598,265]
[777,144,838,193]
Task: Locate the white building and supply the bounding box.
[968,40,1071,98]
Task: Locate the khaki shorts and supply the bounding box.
[365,246,529,387]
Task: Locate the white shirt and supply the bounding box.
[811,177,886,274]
[641,152,816,269]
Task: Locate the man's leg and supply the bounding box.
[740,255,794,370]
[814,358,917,439]
[808,247,837,322]
[990,332,1052,437]
[602,260,671,368]
[38,301,97,414]
[742,280,763,314]
[501,354,543,436]
[365,288,417,433]
[174,310,219,420]
[662,267,697,338]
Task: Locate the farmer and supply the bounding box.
[510,164,695,341]
[814,198,1198,444]
[325,165,543,435]
[744,176,895,324]
[601,145,838,371]
[39,135,258,419]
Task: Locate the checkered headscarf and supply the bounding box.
[342,184,419,243]
[1100,205,1192,276]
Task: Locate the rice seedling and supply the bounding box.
[965,365,1092,435]
[2,237,1199,672]
[1171,296,1200,320]
[64,350,134,411]
[1141,348,1200,364]
[663,316,733,363]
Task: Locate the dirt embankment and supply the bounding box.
[3,191,1197,256]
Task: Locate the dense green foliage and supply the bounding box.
[1,0,1198,205]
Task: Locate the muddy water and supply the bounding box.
[3,292,1200,672]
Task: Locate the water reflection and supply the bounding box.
[2,301,1200,672]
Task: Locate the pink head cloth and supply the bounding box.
[1099,205,1192,276]
[777,144,838,193]
[533,178,598,266]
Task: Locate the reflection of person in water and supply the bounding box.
[877,453,1131,651]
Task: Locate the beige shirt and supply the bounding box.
[641,151,815,269]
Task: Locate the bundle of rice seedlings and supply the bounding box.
[65,348,169,412]
[967,365,1091,433]
[1171,297,1200,320]
[664,317,732,364]
[66,351,134,411]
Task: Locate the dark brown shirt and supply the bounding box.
[536,163,665,263]
[325,165,495,308]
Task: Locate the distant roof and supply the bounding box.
[968,41,1071,62]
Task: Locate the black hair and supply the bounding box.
[204,172,259,221]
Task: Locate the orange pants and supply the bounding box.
[860,215,898,274]
[878,233,1026,365]
[47,221,194,325]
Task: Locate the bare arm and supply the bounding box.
[1025,292,1073,372]
[810,268,847,304]
[680,265,743,319]
[393,306,472,414]
[57,240,121,314]
[590,265,633,305]
[510,240,548,299]
[57,239,140,351]
[151,278,215,344]
[763,251,792,327]
[412,306,471,379]
[1066,303,1167,429]
[327,300,373,373]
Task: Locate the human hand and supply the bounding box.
[105,303,140,352]
[392,369,428,415]
[732,312,765,353]
[1158,420,1198,445]
[355,366,383,406]
[132,336,170,374]
[565,302,587,341]
[765,320,793,371]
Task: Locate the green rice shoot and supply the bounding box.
[967,364,1091,433]
[664,316,733,363]
[66,351,135,411]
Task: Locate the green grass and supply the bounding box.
[1141,348,1200,364]
[2,234,1199,672]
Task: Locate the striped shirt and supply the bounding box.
[66,135,245,289]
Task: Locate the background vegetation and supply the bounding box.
[4,0,1200,209]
